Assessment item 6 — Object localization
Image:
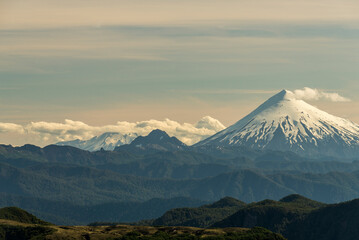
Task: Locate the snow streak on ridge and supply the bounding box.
[196,90,359,158]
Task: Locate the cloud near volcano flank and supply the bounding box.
[292,87,350,102]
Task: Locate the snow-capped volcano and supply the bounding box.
[196,90,359,158]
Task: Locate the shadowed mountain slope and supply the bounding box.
[151,197,245,228]
[115,129,188,154]
[0,207,49,225]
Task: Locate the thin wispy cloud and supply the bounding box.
[2,0,359,30]
[177,89,279,95]
[1,23,358,75]
[293,87,351,102]
[0,123,24,134]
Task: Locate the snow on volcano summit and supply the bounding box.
[196,89,359,158]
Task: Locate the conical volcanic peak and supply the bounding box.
[263,89,294,102]
[196,90,359,158]
[231,89,297,125]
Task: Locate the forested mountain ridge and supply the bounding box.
[0,207,286,240]
[152,194,359,240]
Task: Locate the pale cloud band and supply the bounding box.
[0,88,352,147]
[0,116,225,146]
[293,87,351,102]
[0,123,24,134]
[2,0,359,30]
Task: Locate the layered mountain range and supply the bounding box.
[2,196,359,240]
[2,89,359,228]
[150,194,359,240]
[57,132,138,151]
[56,90,359,159]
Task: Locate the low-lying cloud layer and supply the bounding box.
[0,88,352,147]
[0,123,24,134]
[0,116,225,146]
[293,87,351,102]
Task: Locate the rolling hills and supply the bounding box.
[152,194,359,240]
[151,197,245,228]
[1,127,359,227]
[0,207,285,240]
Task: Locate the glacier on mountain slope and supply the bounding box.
[196,90,359,158]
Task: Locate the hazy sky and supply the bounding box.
[0,0,358,146]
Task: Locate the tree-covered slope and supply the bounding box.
[0,207,49,225]
[284,198,359,240]
[152,197,245,228]
[0,193,206,225]
[3,161,359,205]
[212,194,325,233]
[210,195,359,240]
[0,207,286,240]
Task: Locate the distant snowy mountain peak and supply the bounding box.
[56,132,138,151]
[196,89,359,158]
[55,116,226,151]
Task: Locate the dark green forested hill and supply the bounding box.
[0,193,207,225]
[5,159,359,205]
[151,197,246,228]
[0,207,286,240]
[284,198,359,240]
[0,207,49,225]
[212,194,326,232]
[208,195,359,240]
[146,194,359,240]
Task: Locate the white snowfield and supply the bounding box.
[196,90,359,158]
[57,132,138,151]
